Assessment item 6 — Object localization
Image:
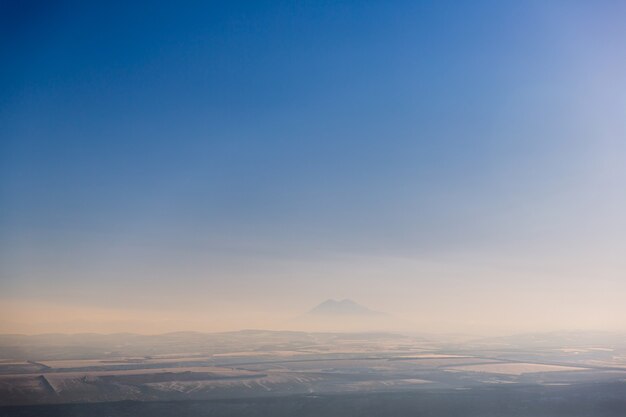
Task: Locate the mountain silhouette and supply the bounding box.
[307,299,385,317]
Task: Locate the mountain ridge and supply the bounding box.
[307,299,385,317]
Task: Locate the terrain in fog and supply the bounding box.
[3,1,626,416]
[1,328,626,416]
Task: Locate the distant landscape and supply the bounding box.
[2,302,626,416]
[3,1,626,416]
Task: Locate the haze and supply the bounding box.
[1,1,626,336]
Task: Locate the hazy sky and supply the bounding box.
[1,1,625,335]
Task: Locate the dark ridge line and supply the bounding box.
[37,375,57,396]
[27,361,51,370]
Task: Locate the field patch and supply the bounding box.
[447,363,588,375]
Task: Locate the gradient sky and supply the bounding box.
[1,1,625,334]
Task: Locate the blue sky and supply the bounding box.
[1,1,625,333]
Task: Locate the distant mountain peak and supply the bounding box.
[308,299,384,316]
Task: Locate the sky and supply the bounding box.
[1,1,625,335]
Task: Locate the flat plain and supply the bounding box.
[1,331,626,416]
